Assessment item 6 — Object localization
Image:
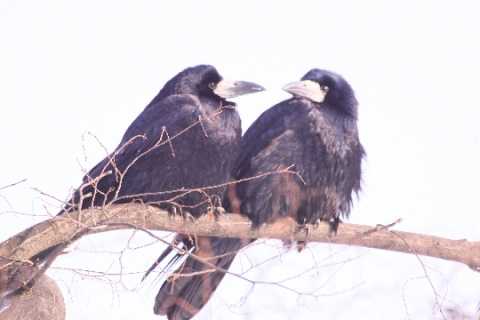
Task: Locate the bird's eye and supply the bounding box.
[208,82,217,90]
[321,85,329,92]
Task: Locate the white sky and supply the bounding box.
[1,1,480,319]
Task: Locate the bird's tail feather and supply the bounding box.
[154,236,246,320]
[143,233,195,281]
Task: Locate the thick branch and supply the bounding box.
[1,203,479,272]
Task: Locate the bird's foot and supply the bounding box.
[183,210,195,223]
[205,195,226,221]
[294,219,324,251]
[208,205,226,221]
[327,217,342,234]
[167,203,193,223]
[167,203,181,218]
[296,217,316,236]
[214,205,226,216]
[301,217,341,235]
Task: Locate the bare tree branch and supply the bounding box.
[1,203,479,272]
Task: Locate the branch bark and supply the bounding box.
[1,203,479,272]
[0,257,65,320]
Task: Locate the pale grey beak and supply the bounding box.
[283,80,327,103]
[213,79,265,99]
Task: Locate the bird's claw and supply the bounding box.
[211,205,226,221]
[328,217,341,234]
[205,195,226,221]
[183,211,195,223]
[297,222,311,236]
[205,205,225,221]
[167,203,193,223]
[167,206,177,218]
[167,203,183,218]
[296,216,314,235]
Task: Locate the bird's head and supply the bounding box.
[283,69,358,118]
[160,65,265,102]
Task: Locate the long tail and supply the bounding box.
[154,236,246,320]
[143,233,192,281]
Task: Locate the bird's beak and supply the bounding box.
[213,79,265,99]
[283,80,326,103]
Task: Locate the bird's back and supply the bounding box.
[68,94,241,217]
[230,97,363,227]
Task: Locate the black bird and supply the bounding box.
[29,64,264,267]
[66,65,264,214]
[231,68,364,232]
[153,68,364,319]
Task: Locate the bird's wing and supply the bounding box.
[117,94,203,157]
[233,99,306,178]
[67,94,205,209]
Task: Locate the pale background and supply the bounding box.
[1,1,480,319]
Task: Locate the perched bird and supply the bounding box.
[153,68,364,319]
[30,64,264,268]
[66,64,264,215]
[231,68,364,232]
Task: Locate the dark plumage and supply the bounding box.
[148,66,264,320]
[29,65,264,291]
[155,68,364,319]
[153,236,247,319]
[230,68,364,231]
[66,65,264,215]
